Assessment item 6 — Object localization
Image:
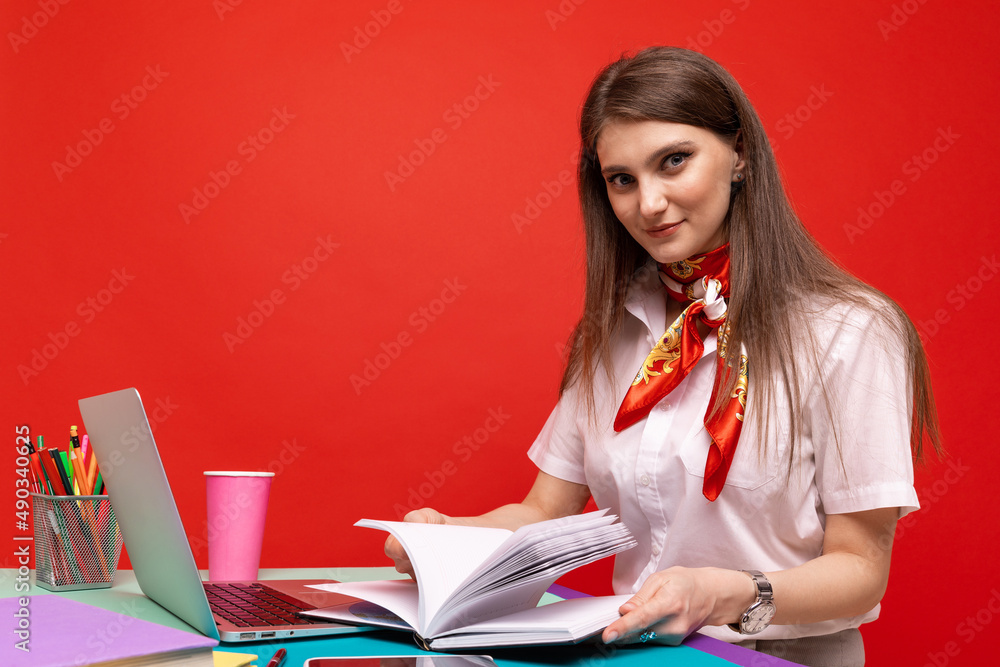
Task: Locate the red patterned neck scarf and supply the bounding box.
[613,244,748,501]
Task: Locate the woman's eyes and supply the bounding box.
[605,153,692,188]
[664,152,691,169]
[608,173,635,187]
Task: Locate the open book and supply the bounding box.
[303,510,636,650]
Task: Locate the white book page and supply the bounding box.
[449,511,613,599]
[446,522,634,607]
[308,579,421,631]
[426,576,549,637]
[461,595,632,633]
[429,595,632,649]
[300,597,412,631]
[356,519,512,631]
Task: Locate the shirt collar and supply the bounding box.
[624,261,667,338]
[624,260,718,358]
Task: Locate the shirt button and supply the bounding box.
[640,475,650,486]
[651,544,661,556]
[657,401,671,411]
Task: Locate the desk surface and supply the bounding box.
[9,568,800,667]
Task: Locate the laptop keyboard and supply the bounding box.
[205,582,327,627]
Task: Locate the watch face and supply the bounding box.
[744,602,776,634]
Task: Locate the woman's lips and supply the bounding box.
[645,220,684,238]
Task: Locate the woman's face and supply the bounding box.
[595,120,744,264]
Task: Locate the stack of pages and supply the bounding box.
[304,510,636,650]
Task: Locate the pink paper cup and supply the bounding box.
[204,471,274,581]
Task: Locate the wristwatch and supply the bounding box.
[728,570,776,635]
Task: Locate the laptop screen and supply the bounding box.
[79,387,220,640]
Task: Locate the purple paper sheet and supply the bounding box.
[2,595,217,667]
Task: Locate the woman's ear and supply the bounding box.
[733,129,746,174]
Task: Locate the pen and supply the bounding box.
[24,436,44,494]
[32,452,53,494]
[27,453,44,494]
[81,434,96,491]
[70,426,85,493]
[57,450,74,494]
[40,451,68,495]
[38,436,56,494]
[265,648,287,667]
[25,438,38,494]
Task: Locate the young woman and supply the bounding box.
[387,47,940,666]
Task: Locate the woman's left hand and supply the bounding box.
[601,566,755,645]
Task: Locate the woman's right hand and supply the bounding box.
[384,507,450,579]
[384,472,591,578]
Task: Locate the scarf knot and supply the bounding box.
[614,244,748,501]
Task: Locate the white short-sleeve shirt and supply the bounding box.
[528,263,919,642]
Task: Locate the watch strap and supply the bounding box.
[728,569,774,633]
[745,569,773,601]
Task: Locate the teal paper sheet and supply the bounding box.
[215,629,737,666]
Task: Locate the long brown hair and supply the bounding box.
[561,46,940,462]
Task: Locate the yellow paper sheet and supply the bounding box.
[213,651,258,667]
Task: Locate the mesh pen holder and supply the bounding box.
[30,493,123,592]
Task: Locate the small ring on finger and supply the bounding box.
[638,629,657,643]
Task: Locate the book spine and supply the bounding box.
[413,631,433,651]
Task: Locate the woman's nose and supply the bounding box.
[638,182,668,219]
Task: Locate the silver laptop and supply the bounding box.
[79,387,367,643]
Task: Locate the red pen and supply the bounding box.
[265,648,286,667]
[38,451,67,495]
[28,451,49,494]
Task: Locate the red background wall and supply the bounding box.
[4,1,998,664]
